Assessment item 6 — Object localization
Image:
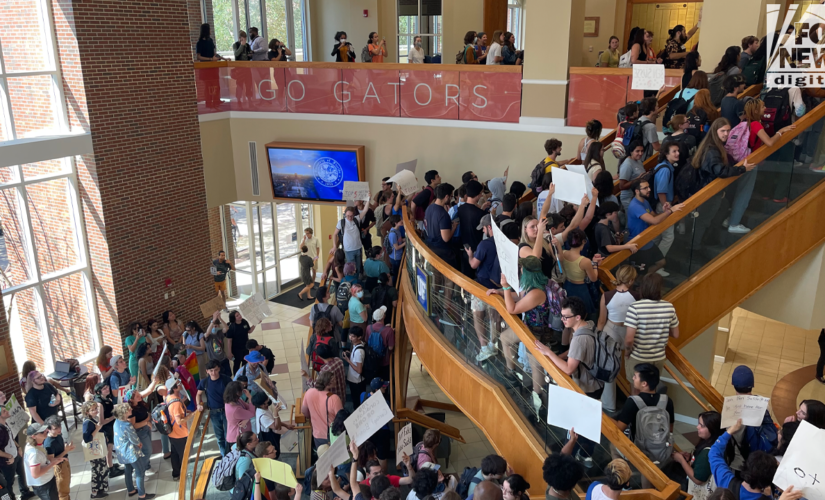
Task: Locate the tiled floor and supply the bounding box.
[711,308,822,404]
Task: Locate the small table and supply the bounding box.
[47,366,89,430]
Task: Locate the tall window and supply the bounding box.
[507,0,524,48]
[397,0,442,63]
[213,0,309,61]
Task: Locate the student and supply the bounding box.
[709,419,778,500]
[486,30,503,65]
[475,32,488,63]
[739,36,759,70]
[409,36,425,64]
[465,214,501,288]
[364,246,390,290]
[742,98,797,206]
[81,402,109,499]
[423,183,458,266]
[205,311,231,376]
[461,31,478,64]
[653,140,680,261]
[367,32,387,62]
[594,203,638,257]
[112,403,151,500]
[624,274,679,394]
[713,46,742,76]
[334,206,364,275]
[672,411,724,500]
[541,139,563,175]
[42,417,72,500]
[560,229,602,314]
[300,228,321,272]
[227,311,255,374]
[663,23,698,69]
[719,75,747,127]
[410,170,441,227]
[614,363,674,464]
[619,141,647,211]
[298,245,316,300]
[500,32,522,65]
[24,423,64,500]
[599,36,620,68]
[331,31,356,62]
[196,359,233,457]
[687,90,720,141]
[676,71,709,114]
[301,371,342,448]
[24,372,61,425]
[541,450,584,500]
[626,179,683,275]
[725,366,778,472]
[586,459,632,500]
[344,327,367,409]
[784,399,825,429]
[164,379,189,481]
[267,39,291,61]
[457,181,490,267]
[466,455,508,498]
[682,52,702,91]
[636,97,661,161]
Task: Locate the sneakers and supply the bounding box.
[475,345,496,362]
[728,224,751,234]
[793,160,804,168]
[109,466,125,478]
[655,269,670,277]
[810,165,825,173]
[531,392,542,414]
[575,450,594,468]
[91,493,109,499]
[722,217,729,229]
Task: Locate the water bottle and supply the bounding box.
[49,394,57,406]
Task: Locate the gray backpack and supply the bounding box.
[581,330,622,383]
[630,395,672,464]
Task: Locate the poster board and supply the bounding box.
[720,395,771,428]
[491,220,521,293]
[238,292,271,325]
[315,431,351,483]
[396,159,417,174]
[773,420,825,500]
[200,296,226,319]
[342,181,371,202]
[252,458,298,487]
[550,167,588,205]
[387,170,419,196]
[631,64,665,90]
[396,423,413,466]
[546,384,602,443]
[566,164,598,206]
[4,395,29,437]
[344,391,394,446]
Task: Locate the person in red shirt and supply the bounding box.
[359,453,415,488]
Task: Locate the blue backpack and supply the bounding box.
[585,482,600,500]
[367,324,386,357]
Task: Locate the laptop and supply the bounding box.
[49,361,73,380]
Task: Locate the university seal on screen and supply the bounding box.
[313,157,344,188]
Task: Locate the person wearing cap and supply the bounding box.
[234,349,278,398]
[0,403,36,500]
[367,307,394,381]
[301,371,343,448]
[252,391,293,459]
[457,180,491,277]
[23,423,64,500]
[466,213,502,362]
[108,355,135,400]
[93,383,124,478]
[113,403,153,499]
[725,365,777,472]
[42,416,73,500]
[164,378,189,480]
[246,339,275,373]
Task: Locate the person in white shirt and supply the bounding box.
[486,30,504,65]
[24,423,64,500]
[333,206,363,275]
[343,327,366,409]
[249,27,268,61]
[408,36,425,64]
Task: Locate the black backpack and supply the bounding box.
[674,163,706,202]
[151,397,180,436]
[259,345,275,372]
[708,72,727,107]
[353,344,380,384]
[639,162,670,206]
[455,466,482,499]
[761,88,792,137]
[370,283,389,315]
[685,108,708,141]
[663,91,696,129]
[742,57,765,86]
[230,468,257,500]
[530,158,556,190]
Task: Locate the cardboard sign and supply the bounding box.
[631,64,665,91]
[720,395,771,428]
[491,219,521,293]
[315,432,351,483]
[396,423,413,466]
[253,458,298,487]
[387,170,419,197]
[343,181,371,202]
[344,391,394,446]
[566,164,598,207]
[546,384,602,443]
[200,296,226,319]
[82,432,107,461]
[396,159,418,174]
[4,395,29,437]
[550,167,588,205]
[773,420,825,500]
[251,292,271,317]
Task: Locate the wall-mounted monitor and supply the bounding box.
[264,142,366,204]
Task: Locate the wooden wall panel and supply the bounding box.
[483,0,508,42]
[626,1,701,54]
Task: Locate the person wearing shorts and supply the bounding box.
[213,251,232,301]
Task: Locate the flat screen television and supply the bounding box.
[264,142,366,203]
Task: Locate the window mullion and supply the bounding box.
[15,184,42,284]
[0,79,17,142]
[34,285,56,373]
[285,0,296,60]
[232,0,241,45]
[261,0,268,45]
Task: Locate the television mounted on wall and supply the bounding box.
[264,142,366,204]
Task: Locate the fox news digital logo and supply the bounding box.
[766,3,825,88]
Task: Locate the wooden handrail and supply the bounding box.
[396,408,466,443]
[194,60,523,73]
[663,364,710,412]
[401,208,677,493]
[178,409,206,499]
[601,97,825,270]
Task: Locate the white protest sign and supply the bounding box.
[342,181,371,202]
[546,384,602,443]
[720,395,771,428]
[396,423,413,466]
[251,292,271,318]
[631,64,665,91]
[4,395,29,436]
[239,292,270,325]
[396,159,418,174]
[550,167,588,206]
[773,420,825,500]
[316,432,351,483]
[491,219,521,293]
[566,164,598,206]
[344,391,394,446]
[387,170,419,197]
[152,342,169,378]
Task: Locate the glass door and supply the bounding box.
[227,202,254,297]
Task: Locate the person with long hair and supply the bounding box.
[631,29,660,66]
[183,319,207,379]
[146,318,166,365]
[517,187,566,280]
[664,23,699,69]
[152,366,174,460]
[773,421,799,462]
[461,31,478,64]
[599,36,621,68]
[83,374,100,402]
[224,381,255,449]
[682,52,702,90]
[578,120,603,161]
[501,31,522,65]
[742,98,797,204]
[367,32,386,63]
[331,31,355,62]
[583,140,606,181]
[784,399,825,429]
[95,347,114,380]
[125,388,156,475]
[675,70,709,115]
[502,474,530,500]
[196,23,224,62]
[161,310,185,351]
[227,310,255,374]
[487,30,504,65]
[196,23,225,109]
[24,423,64,500]
[690,118,756,245]
[688,89,721,141]
[301,371,343,447]
[713,46,742,76]
[673,411,724,500]
[93,382,123,477]
[560,229,602,314]
[597,265,639,412]
[593,171,619,205]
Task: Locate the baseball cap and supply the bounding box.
[26,423,48,436]
[165,377,180,393]
[110,355,123,368]
[731,365,754,388]
[476,213,492,230]
[370,377,389,392]
[373,306,388,322]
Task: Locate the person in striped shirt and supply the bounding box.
[623,274,679,395]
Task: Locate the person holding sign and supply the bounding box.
[81,402,109,499]
[0,404,36,500]
[724,366,777,472]
[709,419,778,500]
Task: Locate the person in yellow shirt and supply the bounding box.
[542,139,564,174]
[164,379,189,480]
[599,36,621,68]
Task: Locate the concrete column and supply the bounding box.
[520,0,584,124]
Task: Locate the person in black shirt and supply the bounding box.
[267,38,292,61]
[44,416,74,500]
[93,383,124,477]
[226,311,255,374]
[213,250,233,303]
[24,371,60,424]
[196,23,226,110]
[195,23,225,62]
[720,74,747,128]
[457,180,490,277]
[593,203,638,256]
[494,193,521,242]
[423,184,456,266]
[614,363,674,441]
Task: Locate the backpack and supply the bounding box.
[408,442,435,473]
[370,283,390,314]
[663,91,696,129]
[335,281,353,307]
[581,330,622,383]
[212,447,243,491]
[762,88,792,137]
[727,477,771,500]
[708,72,727,107]
[336,217,347,248]
[353,344,380,383]
[361,45,372,63]
[742,57,765,86]
[230,469,257,500]
[530,158,556,190]
[630,395,672,464]
[638,162,670,207]
[367,324,387,357]
[311,336,334,372]
[725,120,752,163]
[151,397,180,436]
[384,228,399,259]
[455,46,468,64]
[455,467,482,499]
[618,50,632,68]
[675,162,706,202]
[685,108,708,141]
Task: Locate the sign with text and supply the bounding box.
[253,458,298,487]
[721,395,771,428]
[396,423,413,466]
[551,167,588,205]
[546,384,602,443]
[4,395,29,437]
[199,296,226,319]
[342,181,371,202]
[344,391,394,446]
[631,64,665,91]
[491,219,521,293]
[773,420,825,500]
[566,164,598,206]
[315,431,351,483]
[387,170,418,196]
[238,292,271,325]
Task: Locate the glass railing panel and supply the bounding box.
[404,238,650,491]
[183,413,221,500]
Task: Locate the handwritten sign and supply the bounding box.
[721,395,771,428]
[387,170,419,197]
[253,458,297,487]
[238,292,271,325]
[550,167,588,205]
[566,164,598,206]
[199,296,226,319]
[396,159,417,174]
[4,395,29,437]
[342,181,371,202]
[396,423,413,466]
[82,432,107,461]
[546,384,602,443]
[344,391,394,446]
[491,219,521,293]
[316,432,351,483]
[631,64,665,91]
[251,292,271,317]
[115,386,129,405]
[773,420,825,500]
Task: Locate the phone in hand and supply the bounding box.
[463,244,471,251]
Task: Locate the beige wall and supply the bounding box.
[581,0,619,67]
[308,0,379,62]
[698,0,765,73]
[201,119,238,207]
[442,0,484,67]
